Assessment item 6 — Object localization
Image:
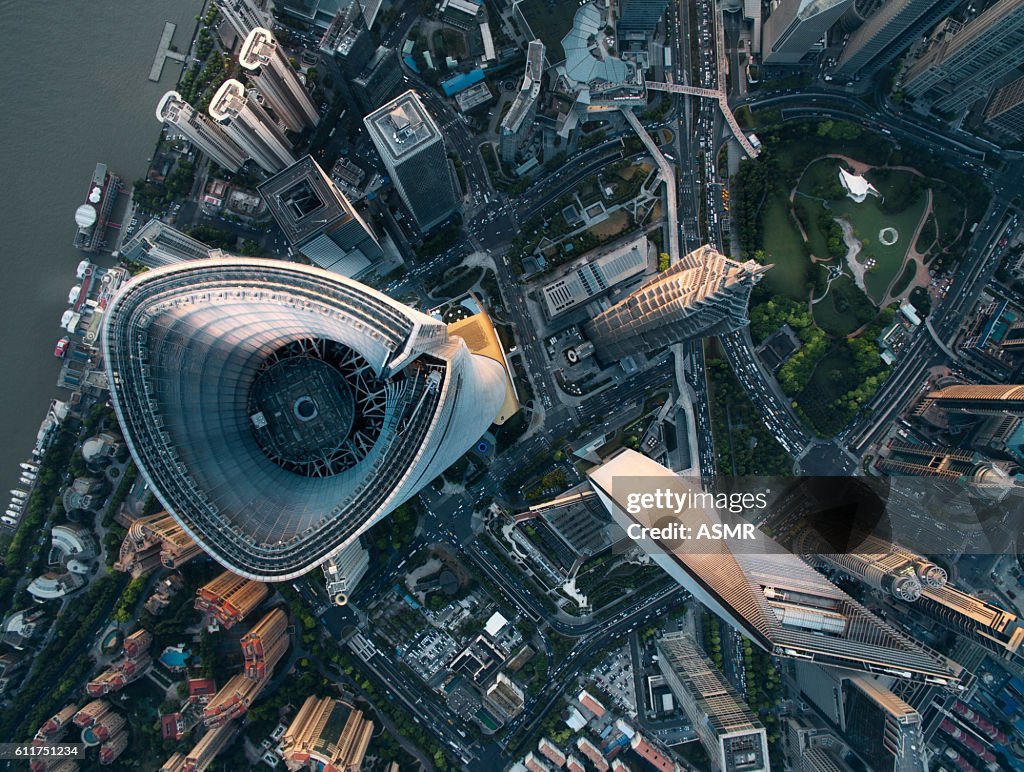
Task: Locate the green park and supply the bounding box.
[731,118,988,436]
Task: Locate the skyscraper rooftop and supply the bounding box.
[364,92,441,161]
[102,259,506,580]
[587,450,964,684]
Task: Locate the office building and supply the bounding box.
[617,0,670,34]
[352,46,404,113]
[501,40,546,165]
[807,533,947,601]
[919,383,1024,415]
[588,449,964,684]
[195,571,269,628]
[364,90,459,232]
[917,584,1024,655]
[259,155,383,277]
[217,0,273,45]
[833,0,959,80]
[900,0,1024,115]
[102,259,508,581]
[583,245,769,362]
[985,75,1024,139]
[118,219,221,270]
[972,413,1024,462]
[319,7,377,112]
[239,28,320,133]
[657,632,769,772]
[322,537,369,606]
[876,441,1017,499]
[280,696,374,771]
[762,0,854,65]
[209,79,296,174]
[842,676,926,772]
[484,672,527,719]
[542,233,649,318]
[156,92,247,172]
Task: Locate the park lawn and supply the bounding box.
[793,195,831,260]
[931,185,967,245]
[796,345,858,436]
[588,209,630,238]
[813,274,877,337]
[830,188,926,303]
[891,260,917,298]
[761,192,810,301]
[515,0,578,60]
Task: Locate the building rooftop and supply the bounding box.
[542,233,648,317]
[364,90,441,161]
[258,156,363,246]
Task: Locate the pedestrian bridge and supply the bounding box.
[645,81,760,158]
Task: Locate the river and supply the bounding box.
[0,0,203,500]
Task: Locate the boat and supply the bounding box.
[67,286,81,305]
[19,463,37,471]
[10,490,27,498]
[76,259,91,279]
[73,163,121,253]
[54,338,70,358]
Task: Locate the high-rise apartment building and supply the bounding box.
[216,0,273,45]
[833,0,960,80]
[162,721,238,771]
[239,27,320,133]
[657,632,769,772]
[588,449,964,684]
[762,0,854,64]
[258,155,383,277]
[102,259,508,581]
[280,696,374,771]
[900,0,1024,115]
[114,511,202,576]
[156,92,247,172]
[501,40,546,165]
[208,79,296,174]
[583,245,769,362]
[364,90,459,232]
[195,571,269,628]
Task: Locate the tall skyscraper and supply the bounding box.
[657,632,770,772]
[156,91,247,172]
[208,79,296,174]
[617,0,670,36]
[322,537,369,606]
[900,0,1024,115]
[804,533,948,601]
[102,259,508,581]
[587,449,964,684]
[280,696,374,771]
[919,383,1024,414]
[841,676,927,772]
[875,441,1016,499]
[762,0,855,65]
[259,155,383,277]
[352,46,404,113]
[364,90,460,232]
[217,0,273,46]
[318,6,376,112]
[501,40,546,165]
[984,75,1024,139]
[833,0,960,80]
[239,27,320,134]
[583,245,769,362]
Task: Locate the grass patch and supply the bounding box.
[761,192,810,301]
[891,260,917,298]
[796,346,857,436]
[829,186,926,303]
[931,185,967,245]
[588,210,630,238]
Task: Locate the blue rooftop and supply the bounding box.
[442,69,485,96]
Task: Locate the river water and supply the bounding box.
[0,0,203,497]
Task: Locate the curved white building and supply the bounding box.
[240,27,320,133]
[102,259,506,580]
[209,79,296,174]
